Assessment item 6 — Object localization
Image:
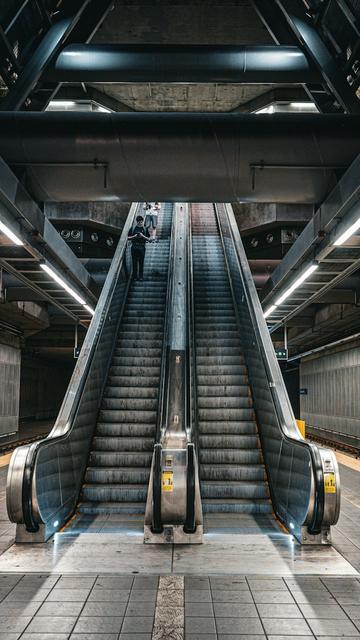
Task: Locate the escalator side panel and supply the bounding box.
[79,204,173,515]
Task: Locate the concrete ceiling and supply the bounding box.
[90,0,277,112]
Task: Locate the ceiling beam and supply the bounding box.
[47,44,320,84]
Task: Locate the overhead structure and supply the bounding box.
[251,0,360,113]
[0,113,360,203]
[261,153,360,332]
[0,157,97,325]
[48,44,319,84]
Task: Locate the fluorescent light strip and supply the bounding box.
[83,304,95,315]
[275,264,319,306]
[334,216,360,246]
[0,220,23,246]
[40,264,86,305]
[264,304,277,319]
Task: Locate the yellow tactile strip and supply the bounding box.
[335,451,360,473]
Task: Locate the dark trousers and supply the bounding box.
[131,245,145,278]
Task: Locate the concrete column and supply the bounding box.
[0,335,21,438]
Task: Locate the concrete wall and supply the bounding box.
[0,337,21,437]
[300,340,360,446]
[20,355,73,421]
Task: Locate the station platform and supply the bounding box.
[0,452,358,638]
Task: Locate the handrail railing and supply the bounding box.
[7,203,140,540]
[215,203,340,542]
[187,205,199,453]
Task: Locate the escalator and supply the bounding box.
[189,202,340,543]
[80,205,173,515]
[7,203,175,539]
[191,204,271,514]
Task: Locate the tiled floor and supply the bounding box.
[0,573,359,638]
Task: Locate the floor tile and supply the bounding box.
[184,590,212,602]
[46,589,90,602]
[212,589,253,603]
[299,603,347,619]
[121,616,154,633]
[0,616,32,632]
[185,616,216,634]
[215,617,264,635]
[36,601,84,617]
[252,591,295,605]
[257,603,302,618]
[307,618,360,636]
[261,618,312,636]
[129,590,157,603]
[88,589,130,602]
[25,616,77,633]
[81,601,126,616]
[213,602,258,617]
[72,616,123,633]
[185,602,213,616]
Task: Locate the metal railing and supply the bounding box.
[215,203,340,543]
[6,203,139,541]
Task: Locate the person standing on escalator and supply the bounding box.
[128,215,151,281]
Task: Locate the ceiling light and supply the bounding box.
[334,216,360,246]
[48,100,76,108]
[83,304,95,315]
[0,220,23,246]
[40,263,86,305]
[289,102,317,109]
[264,304,277,319]
[275,264,318,306]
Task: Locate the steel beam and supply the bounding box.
[274,0,360,113]
[47,44,320,84]
[0,112,359,203]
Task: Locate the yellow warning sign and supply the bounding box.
[324,472,336,494]
[162,471,174,492]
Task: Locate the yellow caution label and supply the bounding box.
[324,472,336,493]
[162,471,174,492]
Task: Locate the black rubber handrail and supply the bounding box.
[184,443,196,534]
[20,204,140,532]
[152,443,163,534]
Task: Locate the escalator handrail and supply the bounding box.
[155,204,177,443]
[215,203,328,534]
[184,442,196,533]
[187,206,199,451]
[9,203,140,531]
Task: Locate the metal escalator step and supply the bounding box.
[78,501,146,515]
[85,467,150,484]
[101,398,158,412]
[196,344,242,353]
[197,365,248,378]
[202,499,272,514]
[103,387,158,399]
[98,409,157,424]
[198,421,257,435]
[196,355,246,366]
[197,375,248,386]
[96,423,156,437]
[92,436,155,452]
[201,464,265,481]
[201,481,269,500]
[89,452,153,467]
[197,385,250,398]
[111,357,161,367]
[200,449,262,466]
[199,435,259,449]
[115,340,163,350]
[107,376,159,387]
[82,483,148,503]
[109,366,160,377]
[197,397,252,410]
[198,408,255,421]
[113,348,162,358]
